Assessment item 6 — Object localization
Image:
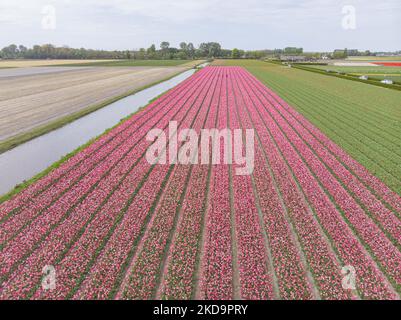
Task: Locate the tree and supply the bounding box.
[18,45,28,55]
[177,51,187,60]
[147,44,156,59]
[232,48,241,59]
[333,49,347,59]
[284,47,303,55]
[160,41,170,58]
[198,42,222,58]
[1,44,18,59]
[160,41,170,51]
[187,42,195,59]
[147,44,156,53]
[179,42,187,51]
[208,42,221,57]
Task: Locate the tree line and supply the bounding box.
[0,42,297,60]
[3,43,391,61]
[0,42,233,60]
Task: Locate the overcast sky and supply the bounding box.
[0,0,400,51]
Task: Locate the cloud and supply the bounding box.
[0,0,399,50]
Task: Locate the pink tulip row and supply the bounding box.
[255,79,401,247]
[230,70,314,300]
[69,68,222,300]
[245,70,401,218]
[119,68,221,300]
[230,67,348,299]
[199,68,234,299]
[250,73,401,215]
[1,66,399,300]
[1,67,212,243]
[227,72,274,299]
[0,68,214,283]
[0,68,212,245]
[0,69,205,217]
[235,67,398,298]
[0,67,218,299]
[160,69,222,299]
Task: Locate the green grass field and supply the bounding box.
[309,65,401,82]
[214,59,401,195]
[53,59,197,67]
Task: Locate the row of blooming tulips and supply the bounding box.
[77,70,220,300]
[0,68,213,280]
[199,69,234,299]
[230,68,349,299]
[373,62,401,67]
[1,66,400,299]
[0,68,217,298]
[265,78,401,193]
[228,74,274,299]
[231,73,314,300]
[242,68,401,287]
[263,84,401,247]
[119,69,220,300]
[235,68,398,298]
[0,69,206,217]
[75,72,222,300]
[249,73,401,215]
[34,74,216,299]
[0,68,212,247]
[0,68,212,246]
[159,70,222,299]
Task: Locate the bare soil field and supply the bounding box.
[0,66,92,78]
[0,59,116,68]
[0,66,187,142]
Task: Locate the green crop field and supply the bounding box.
[308,65,401,82]
[53,59,199,67]
[214,59,401,195]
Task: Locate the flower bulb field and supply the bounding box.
[1,65,401,300]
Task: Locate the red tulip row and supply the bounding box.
[0,67,218,299]
[236,67,398,298]
[0,69,205,217]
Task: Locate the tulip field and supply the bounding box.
[1,65,401,300]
